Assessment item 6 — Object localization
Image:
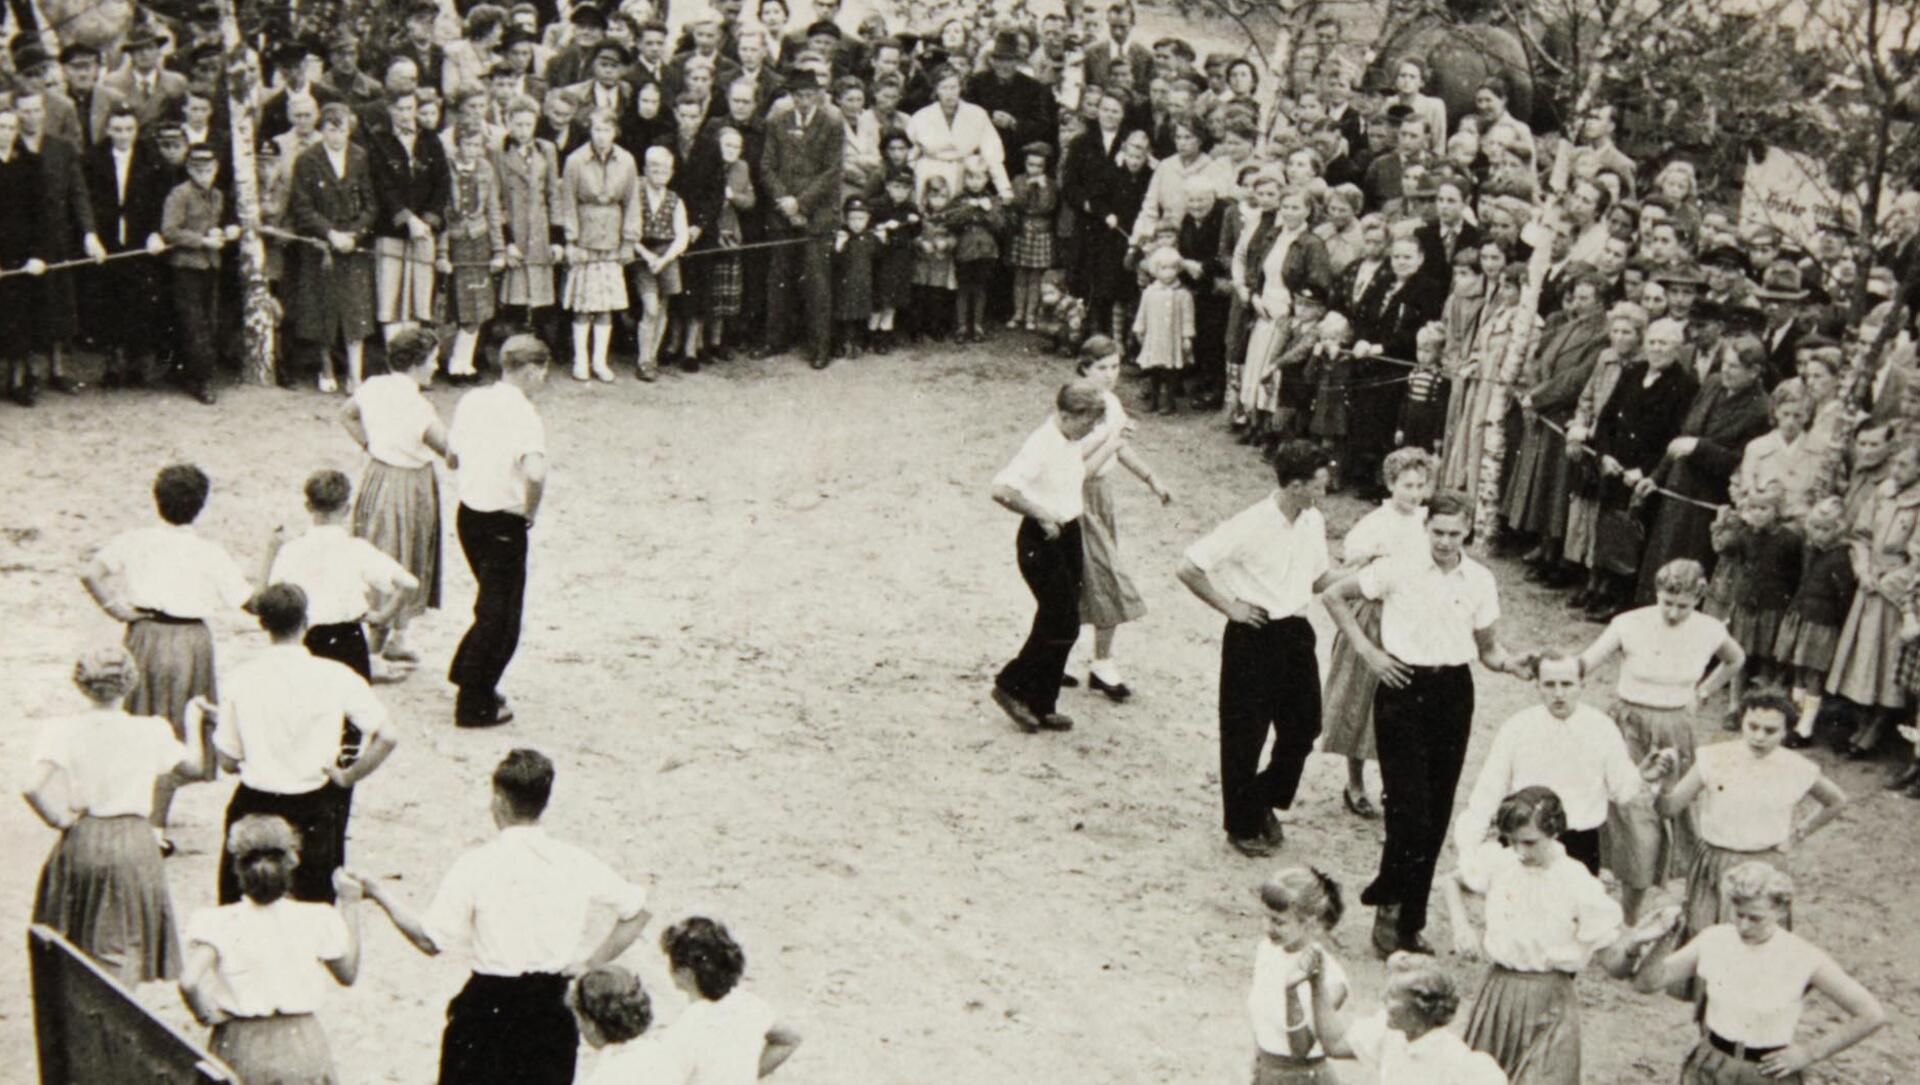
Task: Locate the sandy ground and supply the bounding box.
[3,334,1918,1085]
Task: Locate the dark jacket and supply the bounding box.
[963,69,1057,156]
[366,127,452,240]
[30,133,95,343]
[759,99,846,231]
[85,141,168,252]
[1592,360,1700,504]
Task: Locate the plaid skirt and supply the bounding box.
[704,253,744,317]
[1010,215,1054,269]
[445,235,497,327]
[34,815,180,985]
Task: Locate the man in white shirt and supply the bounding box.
[359,748,652,1085]
[210,584,398,905]
[989,380,1115,734]
[1178,441,1340,858]
[447,335,550,727]
[1454,655,1666,875]
[267,469,419,684]
[1322,490,1531,956]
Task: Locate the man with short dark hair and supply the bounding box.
[208,582,399,905]
[84,105,169,386]
[1083,3,1153,97]
[57,43,126,145]
[358,746,652,1085]
[1179,441,1341,858]
[447,335,550,727]
[1322,490,1532,956]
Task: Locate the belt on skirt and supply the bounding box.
[1707,1030,1784,1062]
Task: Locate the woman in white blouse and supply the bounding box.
[659,917,801,1085]
[1576,558,1745,925]
[1444,787,1645,1085]
[181,816,362,1085]
[25,646,213,985]
[908,66,1010,201]
[341,327,450,666]
[1635,861,1885,1084]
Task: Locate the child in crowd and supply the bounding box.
[868,171,920,354]
[1775,496,1854,745]
[1009,141,1056,330]
[1306,310,1355,468]
[833,197,878,358]
[948,157,1005,343]
[160,146,238,405]
[1246,867,1348,1084]
[704,125,756,363]
[633,145,690,381]
[1134,246,1196,414]
[1718,484,1803,712]
[1035,270,1087,356]
[1256,286,1328,447]
[1395,323,1449,453]
[438,121,506,382]
[913,177,959,342]
[560,108,640,383]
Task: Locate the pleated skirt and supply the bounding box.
[1728,607,1784,665]
[1463,967,1581,1085]
[33,815,180,985]
[352,460,443,612]
[1772,612,1839,674]
[1078,473,1146,628]
[1683,843,1793,947]
[1681,1040,1801,1085]
[211,1014,339,1085]
[1318,598,1381,760]
[562,252,628,313]
[1600,699,1698,889]
[124,618,215,734]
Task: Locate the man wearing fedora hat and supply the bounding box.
[757,62,844,368]
[566,40,643,153]
[56,43,126,146]
[1754,261,1814,388]
[260,39,340,141]
[106,26,190,128]
[543,3,606,91]
[12,43,84,149]
[966,30,1056,160]
[1700,244,1755,309]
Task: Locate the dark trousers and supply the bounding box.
[1564,826,1602,875]
[439,972,578,1085]
[764,224,831,359]
[219,782,347,904]
[305,621,371,770]
[1365,663,1473,939]
[172,266,219,389]
[1219,616,1322,840]
[996,517,1083,717]
[449,505,529,719]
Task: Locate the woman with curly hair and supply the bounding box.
[25,645,214,984]
[573,965,688,1083]
[660,917,803,1083]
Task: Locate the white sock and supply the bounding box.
[449,328,479,376]
[572,322,591,377]
[591,320,612,373]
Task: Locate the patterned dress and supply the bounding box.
[559,143,641,314]
[1010,174,1056,270]
[441,159,503,327]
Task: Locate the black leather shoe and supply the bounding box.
[1058,673,1080,689]
[1565,589,1594,609]
[1038,712,1074,732]
[46,374,81,395]
[991,685,1041,734]
[1370,915,1400,959]
[1088,673,1132,701]
[1228,832,1277,858]
[456,696,515,728]
[192,385,218,406]
[1397,932,1436,956]
[809,353,831,370]
[1884,763,1920,791]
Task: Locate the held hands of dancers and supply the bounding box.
[1637,747,1679,783]
[332,868,365,905]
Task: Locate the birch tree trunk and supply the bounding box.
[218,0,277,385]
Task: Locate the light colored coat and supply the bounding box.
[490,138,562,307]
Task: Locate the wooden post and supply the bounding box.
[217,0,278,386]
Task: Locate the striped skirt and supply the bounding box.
[1463,966,1581,1085]
[1600,699,1699,889]
[1250,1049,1335,1085]
[1318,598,1382,760]
[124,618,216,735]
[33,815,180,985]
[1681,1039,1801,1085]
[353,460,442,612]
[1078,473,1146,628]
[211,1014,339,1085]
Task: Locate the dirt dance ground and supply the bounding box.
[3,339,1919,1084]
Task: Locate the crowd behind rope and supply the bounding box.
[10,0,1920,1082]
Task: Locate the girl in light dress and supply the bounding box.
[1825,437,1920,756]
[1135,246,1197,415]
[1072,337,1173,700]
[560,107,642,383]
[1633,861,1885,1085]
[26,646,213,986]
[1576,558,1745,925]
[1320,447,1434,819]
[573,965,690,1084]
[659,917,802,1084]
[180,816,362,1085]
[1653,690,1846,951]
[1444,787,1650,1085]
[1245,867,1348,1085]
[1773,497,1853,742]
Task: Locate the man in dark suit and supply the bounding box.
[260,39,340,141]
[569,42,647,153]
[1362,106,1430,213]
[966,30,1058,158]
[17,92,104,395]
[730,24,785,114]
[1083,2,1154,98]
[625,22,672,92]
[105,28,189,128]
[84,105,170,385]
[58,43,127,146]
[365,89,451,338]
[1061,88,1131,296]
[757,66,844,368]
[543,3,607,90]
[388,1,448,94]
[12,44,84,148]
[1754,262,1813,389]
